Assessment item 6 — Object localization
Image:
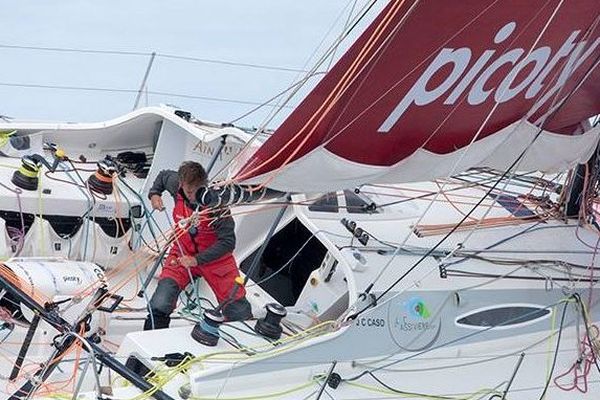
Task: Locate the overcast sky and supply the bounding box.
[0,1,384,129]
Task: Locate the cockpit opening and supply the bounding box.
[240,218,327,306]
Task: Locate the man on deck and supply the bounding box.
[143,161,252,330]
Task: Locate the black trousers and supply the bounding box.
[143,278,253,330]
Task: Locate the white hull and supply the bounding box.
[0,108,598,399]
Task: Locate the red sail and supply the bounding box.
[235,0,600,191]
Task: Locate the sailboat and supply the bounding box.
[1,0,600,399]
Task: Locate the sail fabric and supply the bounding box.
[234,0,600,192]
[81,220,132,268]
[18,218,84,259]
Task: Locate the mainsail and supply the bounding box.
[233,0,600,192]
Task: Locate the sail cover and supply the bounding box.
[234,0,600,192]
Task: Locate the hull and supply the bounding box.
[0,109,598,399]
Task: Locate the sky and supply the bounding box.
[0,1,384,129]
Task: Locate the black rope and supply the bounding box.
[536,299,569,400]
[573,293,600,376]
[350,27,600,319]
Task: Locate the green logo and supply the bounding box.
[406,297,430,319]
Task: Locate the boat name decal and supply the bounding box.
[379,22,600,132]
[192,141,242,160]
[355,317,386,328]
[396,316,437,332]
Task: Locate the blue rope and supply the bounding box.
[200,319,220,337]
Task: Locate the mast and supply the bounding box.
[565,119,600,218]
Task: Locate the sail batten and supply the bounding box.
[234,0,600,192]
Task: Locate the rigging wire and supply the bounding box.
[356,0,565,294]
[345,298,573,382]
[120,321,337,400]
[344,228,588,376]
[0,81,295,109]
[348,17,600,320]
[244,231,322,288]
[0,2,381,128]
[229,0,372,124]
[0,44,309,73]
[324,0,360,72]
[360,170,551,209]
[349,301,569,400]
[2,6,596,396]
[353,329,575,374]
[458,17,600,251]
[571,294,600,375]
[207,0,382,182]
[537,299,569,400]
[230,0,413,187]
[237,0,500,190]
[227,73,325,124]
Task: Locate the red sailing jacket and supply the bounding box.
[162,192,245,302]
[170,193,235,267]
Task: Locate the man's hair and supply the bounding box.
[178,161,208,186]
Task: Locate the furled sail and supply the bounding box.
[233,0,600,192]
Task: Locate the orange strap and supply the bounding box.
[94,171,113,183]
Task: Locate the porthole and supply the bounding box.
[455,304,551,330]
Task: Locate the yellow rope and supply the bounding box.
[17,165,39,178]
[0,130,16,148]
[122,321,338,400]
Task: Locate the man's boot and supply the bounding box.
[223,297,253,321]
[143,313,171,330]
[143,278,181,330]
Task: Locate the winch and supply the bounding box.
[255,303,287,340]
[11,144,67,191]
[11,155,42,191]
[88,157,118,195]
[191,310,224,347]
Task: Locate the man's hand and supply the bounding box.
[178,255,198,268]
[150,194,164,211]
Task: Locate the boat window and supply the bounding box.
[308,193,339,213]
[344,190,379,214]
[456,305,551,329]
